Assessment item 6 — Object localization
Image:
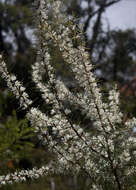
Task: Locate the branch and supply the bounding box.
[83,0,122,47]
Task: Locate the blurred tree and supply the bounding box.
[97,29,136,83]
[0,0,36,82]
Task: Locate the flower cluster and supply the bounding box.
[0,55,32,109]
[0,165,54,185]
[0,0,136,189]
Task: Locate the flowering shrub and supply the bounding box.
[0,0,136,189]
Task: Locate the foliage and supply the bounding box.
[0,110,35,161]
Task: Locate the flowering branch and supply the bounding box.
[0,0,136,189]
